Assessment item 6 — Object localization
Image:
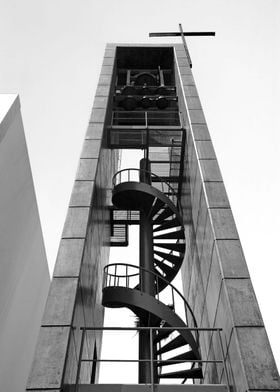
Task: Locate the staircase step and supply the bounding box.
[154,242,185,253]
[154,250,181,265]
[148,199,165,219]
[157,335,186,355]
[159,367,203,379]
[153,218,180,232]
[157,350,196,367]
[153,208,174,224]
[154,259,174,276]
[153,328,173,344]
[154,229,185,240]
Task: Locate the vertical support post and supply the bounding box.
[138,158,156,384]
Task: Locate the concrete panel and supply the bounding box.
[200,160,223,182]
[76,159,98,181]
[181,75,196,86]
[95,85,110,97]
[53,239,85,277]
[98,74,112,85]
[70,181,94,207]
[183,85,199,97]
[225,330,248,392]
[178,66,192,75]
[196,141,217,159]
[225,279,263,327]
[26,326,70,389]
[89,108,107,123]
[210,209,239,239]
[192,124,211,140]
[102,57,115,66]
[204,245,223,327]
[93,96,109,109]
[236,327,280,389]
[86,123,104,139]
[101,65,114,75]
[62,208,90,238]
[42,278,78,325]
[195,191,208,260]
[193,269,206,328]
[189,109,207,124]
[200,211,215,291]
[186,96,202,109]
[62,329,78,385]
[191,168,202,228]
[204,182,230,208]
[214,239,250,278]
[81,140,102,158]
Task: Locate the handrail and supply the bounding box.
[112,168,181,213]
[103,263,198,334]
[75,326,230,390]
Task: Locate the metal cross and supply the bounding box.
[149,23,215,68]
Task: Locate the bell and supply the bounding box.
[156,96,168,109]
[122,96,137,111]
[121,85,136,95]
[135,72,156,86]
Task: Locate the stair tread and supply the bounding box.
[154,259,174,276]
[153,218,180,232]
[157,350,196,367]
[159,367,203,379]
[149,198,165,219]
[153,207,174,223]
[157,334,187,355]
[154,242,185,252]
[154,250,182,265]
[154,229,185,240]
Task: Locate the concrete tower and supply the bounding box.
[27,43,279,392]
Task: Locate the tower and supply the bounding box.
[26,42,280,392]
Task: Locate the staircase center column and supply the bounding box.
[138,158,156,384]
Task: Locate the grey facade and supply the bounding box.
[0,95,50,392]
[27,44,279,392]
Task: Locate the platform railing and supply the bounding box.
[74,326,230,391]
[111,111,182,127]
[112,168,180,211]
[103,263,198,337]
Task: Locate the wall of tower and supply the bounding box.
[26,46,118,391]
[174,45,279,390]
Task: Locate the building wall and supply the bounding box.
[174,45,280,390]
[26,46,118,391]
[0,95,50,392]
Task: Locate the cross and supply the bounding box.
[149,23,215,68]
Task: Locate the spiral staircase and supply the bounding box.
[102,167,203,383]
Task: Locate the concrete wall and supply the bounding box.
[0,95,50,392]
[26,46,118,392]
[174,45,280,391]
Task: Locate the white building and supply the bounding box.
[0,95,50,392]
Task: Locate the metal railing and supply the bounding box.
[74,326,230,391]
[103,263,198,336]
[112,168,180,211]
[112,111,181,127]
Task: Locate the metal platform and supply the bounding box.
[66,384,229,392]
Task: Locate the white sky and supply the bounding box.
[0,0,279,372]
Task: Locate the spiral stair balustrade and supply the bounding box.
[102,168,202,381]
